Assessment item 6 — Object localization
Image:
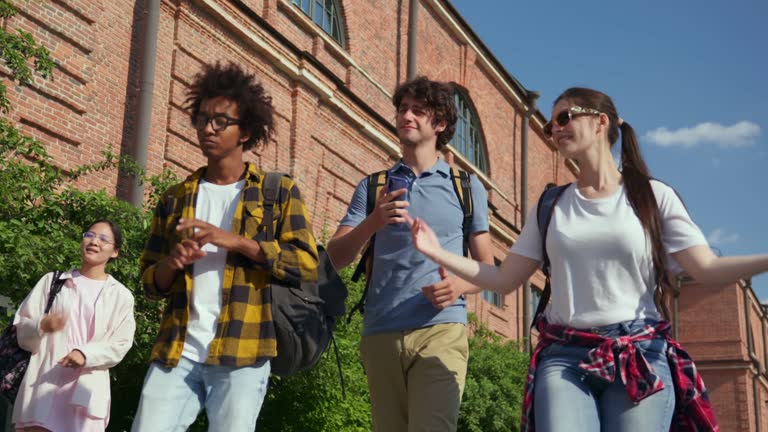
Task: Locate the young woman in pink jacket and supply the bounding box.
[12,220,136,432]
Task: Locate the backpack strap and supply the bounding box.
[262,172,287,242]
[44,270,65,313]
[532,183,570,325]
[347,170,388,323]
[449,167,473,257]
[350,171,388,284]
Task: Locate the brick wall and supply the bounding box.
[675,279,768,431]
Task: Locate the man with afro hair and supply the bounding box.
[132,62,319,431]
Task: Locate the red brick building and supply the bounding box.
[3,0,763,429]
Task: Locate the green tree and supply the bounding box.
[458,314,529,432]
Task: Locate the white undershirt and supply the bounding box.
[511,180,708,328]
[181,179,244,362]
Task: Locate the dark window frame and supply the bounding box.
[452,90,489,173]
[292,0,346,46]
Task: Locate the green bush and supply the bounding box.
[459,314,528,432]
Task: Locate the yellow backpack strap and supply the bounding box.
[348,170,388,323]
[449,167,473,257]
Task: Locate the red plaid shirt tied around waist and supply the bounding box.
[521,319,719,432]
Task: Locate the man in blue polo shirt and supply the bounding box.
[327,76,494,432]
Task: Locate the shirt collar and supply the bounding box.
[389,157,451,178]
[186,162,263,185]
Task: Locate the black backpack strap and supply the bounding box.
[449,167,473,257]
[44,270,65,313]
[532,183,570,326]
[262,172,286,242]
[347,171,388,323]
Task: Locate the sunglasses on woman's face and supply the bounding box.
[543,106,603,137]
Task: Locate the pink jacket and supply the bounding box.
[12,270,136,423]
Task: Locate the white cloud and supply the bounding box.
[707,228,740,246]
[644,121,761,148]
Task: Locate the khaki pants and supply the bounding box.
[360,323,469,432]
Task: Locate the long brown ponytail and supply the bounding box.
[555,88,673,319]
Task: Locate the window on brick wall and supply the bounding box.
[452,90,488,173]
[481,257,504,308]
[292,0,345,46]
[482,290,503,308]
[531,285,542,325]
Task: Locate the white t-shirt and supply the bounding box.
[182,179,244,362]
[510,180,708,328]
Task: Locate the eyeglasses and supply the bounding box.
[83,231,113,245]
[543,106,603,137]
[193,114,240,132]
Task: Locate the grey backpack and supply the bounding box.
[261,172,348,378]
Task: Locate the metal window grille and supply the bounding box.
[292,0,345,45]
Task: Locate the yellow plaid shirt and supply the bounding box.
[140,163,319,367]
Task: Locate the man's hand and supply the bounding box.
[421,266,466,309]
[370,187,410,230]
[177,218,242,250]
[165,238,207,270]
[40,312,67,333]
[58,349,86,368]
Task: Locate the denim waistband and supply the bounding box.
[576,318,661,338]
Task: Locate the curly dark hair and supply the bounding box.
[184,62,275,151]
[392,76,457,150]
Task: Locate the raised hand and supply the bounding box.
[370,187,410,230]
[176,218,242,251]
[166,238,207,269]
[405,215,443,261]
[40,312,67,333]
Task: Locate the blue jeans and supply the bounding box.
[130,356,270,432]
[534,319,675,432]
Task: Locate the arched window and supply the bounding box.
[452,90,488,173]
[292,0,345,46]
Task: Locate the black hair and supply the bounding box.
[185,61,275,151]
[86,219,123,252]
[392,76,458,150]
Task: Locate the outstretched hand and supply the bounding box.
[405,215,443,262]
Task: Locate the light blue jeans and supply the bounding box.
[534,319,675,432]
[130,356,270,432]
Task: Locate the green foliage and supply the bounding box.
[458,314,528,432]
[0,0,56,113]
[257,265,372,431]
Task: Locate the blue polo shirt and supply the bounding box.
[340,158,489,336]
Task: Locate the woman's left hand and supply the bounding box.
[58,349,86,368]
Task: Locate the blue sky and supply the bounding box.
[449,0,768,300]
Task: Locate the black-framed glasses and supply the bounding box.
[193,114,240,132]
[83,231,113,245]
[543,106,603,137]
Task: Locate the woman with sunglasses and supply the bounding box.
[11,220,136,432]
[406,87,768,431]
